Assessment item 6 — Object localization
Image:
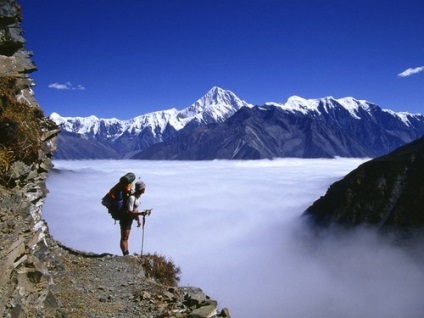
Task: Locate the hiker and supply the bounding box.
[120,179,147,256]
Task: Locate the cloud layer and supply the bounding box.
[398,66,424,78]
[48,82,86,90]
[43,159,424,318]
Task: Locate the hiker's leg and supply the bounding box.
[120,229,131,255]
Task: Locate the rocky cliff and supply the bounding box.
[0,2,229,317]
[303,135,424,238]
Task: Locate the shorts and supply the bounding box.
[119,213,134,230]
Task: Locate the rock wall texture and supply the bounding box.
[0,1,60,316]
[0,1,229,317]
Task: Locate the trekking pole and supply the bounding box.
[139,209,152,256]
[141,214,146,256]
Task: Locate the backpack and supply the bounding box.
[101,172,135,221]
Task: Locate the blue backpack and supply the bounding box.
[101,172,135,221]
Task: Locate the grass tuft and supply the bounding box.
[141,253,182,286]
[0,77,44,185]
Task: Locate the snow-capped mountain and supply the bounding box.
[53,86,252,138]
[133,95,424,160]
[266,96,416,126]
[50,87,424,160]
[180,86,253,123]
[51,87,252,159]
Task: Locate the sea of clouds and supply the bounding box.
[43,159,424,318]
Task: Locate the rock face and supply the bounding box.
[0,1,60,316]
[0,2,229,317]
[303,136,424,236]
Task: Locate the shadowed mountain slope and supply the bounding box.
[303,136,424,235]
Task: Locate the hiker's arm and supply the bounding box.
[127,210,140,217]
[138,209,153,216]
[126,196,137,216]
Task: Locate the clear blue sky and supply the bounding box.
[19,0,424,119]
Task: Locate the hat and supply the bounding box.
[135,180,146,192]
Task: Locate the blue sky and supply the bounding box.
[20,0,424,119]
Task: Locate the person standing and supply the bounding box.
[119,180,148,256]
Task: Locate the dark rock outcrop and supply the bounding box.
[303,136,424,236]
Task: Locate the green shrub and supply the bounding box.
[141,253,181,286]
[0,77,44,184]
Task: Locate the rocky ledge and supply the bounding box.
[34,239,230,318]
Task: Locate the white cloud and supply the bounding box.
[43,159,424,318]
[48,82,86,90]
[397,66,424,78]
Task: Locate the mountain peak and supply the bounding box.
[49,112,62,121]
[180,87,253,123]
[197,86,245,107]
[209,86,225,94]
[268,95,378,119]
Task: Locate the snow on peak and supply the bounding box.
[50,87,420,141]
[265,96,321,115]
[180,86,253,122]
[194,86,251,109]
[268,95,378,119]
[383,109,413,126]
[334,97,363,119]
[285,96,321,114]
[48,112,105,135]
[129,108,183,133]
[49,112,62,121]
[50,87,253,138]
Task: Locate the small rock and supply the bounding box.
[220,308,231,317]
[99,297,107,303]
[183,287,207,307]
[188,304,218,318]
[141,290,151,300]
[163,290,177,302]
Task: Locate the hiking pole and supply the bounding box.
[139,209,152,256]
[141,215,146,256]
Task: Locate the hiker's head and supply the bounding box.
[135,180,146,194]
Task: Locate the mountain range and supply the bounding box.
[50,87,424,160]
